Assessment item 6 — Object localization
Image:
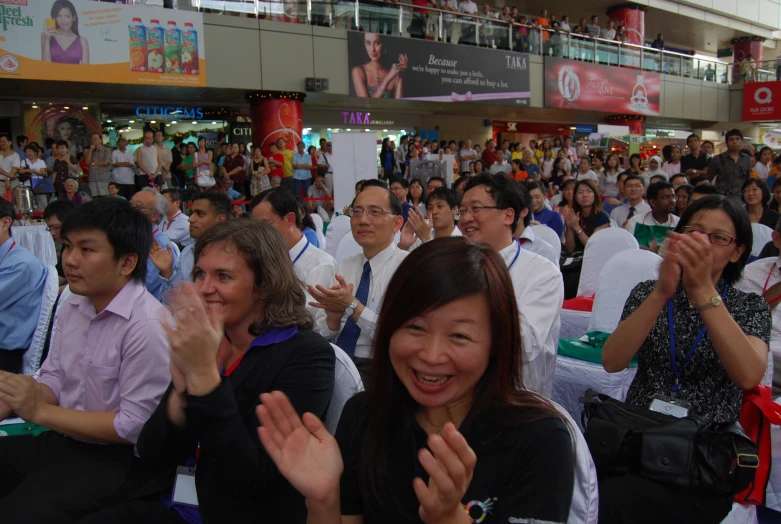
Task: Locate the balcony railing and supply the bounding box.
[131,0,733,84]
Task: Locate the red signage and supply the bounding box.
[743,81,781,121]
[544,58,661,116]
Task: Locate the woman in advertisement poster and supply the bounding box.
[53,116,86,159]
[42,0,90,65]
[352,33,407,99]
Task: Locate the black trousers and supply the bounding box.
[116,183,136,200]
[0,432,140,523]
[598,475,733,524]
[135,174,150,191]
[0,348,24,373]
[77,499,187,524]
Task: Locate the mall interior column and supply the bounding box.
[246,90,305,176]
[606,4,646,46]
[731,36,765,79]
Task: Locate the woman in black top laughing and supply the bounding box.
[257,237,575,524]
[601,195,771,523]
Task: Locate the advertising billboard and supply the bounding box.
[347,32,530,106]
[0,0,206,86]
[544,57,661,116]
[743,81,781,122]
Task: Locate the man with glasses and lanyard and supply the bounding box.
[458,173,563,396]
[310,181,406,379]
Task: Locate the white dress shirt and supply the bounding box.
[290,235,337,320]
[111,149,135,185]
[500,240,563,396]
[315,242,408,359]
[625,211,679,236]
[519,227,559,266]
[610,200,650,229]
[162,211,194,247]
[736,257,779,388]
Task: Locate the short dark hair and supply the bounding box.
[359,180,403,215]
[623,174,644,186]
[675,184,694,196]
[692,175,712,185]
[649,174,665,185]
[616,172,630,185]
[44,199,77,222]
[742,178,771,209]
[55,139,69,148]
[390,178,409,189]
[691,184,719,196]
[525,180,545,194]
[675,195,751,285]
[107,182,118,190]
[669,174,688,186]
[463,173,524,233]
[161,188,181,203]
[252,187,302,228]
[60,198,152,283]
[428,176,445,186]
[193,192,232,219]
[173,136,183,145]
[702,140,715,149]
[725,129,743,141]
[16,135,27,146]
[426,187,459,209]
[647,181,674,201]
[0,198,13,231]
[686,134,700,143]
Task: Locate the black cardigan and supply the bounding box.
[134,328,335,524]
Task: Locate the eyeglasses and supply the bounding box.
[349,206,396,219]
[456,205,499,217]
[681,226,735,246]
[46,225,61,232]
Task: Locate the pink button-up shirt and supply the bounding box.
[38,279,171,444]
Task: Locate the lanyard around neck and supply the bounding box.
[666,283,728,393]
[292,239,310,265]
[507,238,521,270]
[0,241,15,267]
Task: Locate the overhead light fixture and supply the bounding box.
[128,120,135,124]
[326,128,332,131]
[106,119,112,123]
[31,105,38,109]
[383,129,388,132]
[63,106,70,109]
[82,106,89,110]
[192,121,197,125]
[211,121,217,124]
[171,121,177,124]
[570,127,576,130]
[150,120,156,124]
[346,128,351,131]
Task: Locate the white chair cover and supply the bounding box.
[22,266,59,376]
[324,344,364,434]
[335,233,363,264]
[530,224,562,262]
[720,503,756,523]
[324,215,351,259]
[587,250,662,334]
[751,222,773,258]
[311,213,326,251]
[577,228,639,297]
[551,356,638,430]
[549,400,599,524]
[12,225,57,266]
[560,310,592,341]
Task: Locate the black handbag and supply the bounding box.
[580,389,759,496]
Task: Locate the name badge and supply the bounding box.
[172,465,199,507]
[649,394,691,418]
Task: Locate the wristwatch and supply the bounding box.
[575,229,584,236]
[696,295,722,312]
[345,299,360,317]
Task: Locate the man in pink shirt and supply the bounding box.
[0,198,171,521]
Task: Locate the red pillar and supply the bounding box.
[245,91,305,156]
[731,37,765,81]
[607,4,646,46]
[606,115,644,135]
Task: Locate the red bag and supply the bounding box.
[736,385,781,505]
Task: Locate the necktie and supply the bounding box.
[336,261,372,359]
[627,206,636,220]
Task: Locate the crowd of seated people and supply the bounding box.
[1,122,780,523]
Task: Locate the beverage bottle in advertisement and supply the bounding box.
[128,18,147,72]
[146,19,164,73]
[181,22,199,75]
[164,21,182,74]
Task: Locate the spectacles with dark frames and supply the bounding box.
[681,226,735,246]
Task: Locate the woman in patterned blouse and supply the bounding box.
[600,194,771,524]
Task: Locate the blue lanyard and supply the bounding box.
[666,283,728,393]
[507,238,521,270]
[292,239,310,265]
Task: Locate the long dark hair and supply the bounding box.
[360,237,560,516]
[51,0,80,35]
[771,178,781,212]
[194,219,312,333]
[675,195,752,285]
[380,137,390,160]
[408,178,426,205]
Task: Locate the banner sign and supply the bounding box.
[743,82,781,122]
[544,57,661,116]
[348,32,530,106]
[0,0,206,86]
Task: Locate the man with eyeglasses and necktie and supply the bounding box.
[310,181,406,379]
[610,174,649,229]
[458,173,563,396]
